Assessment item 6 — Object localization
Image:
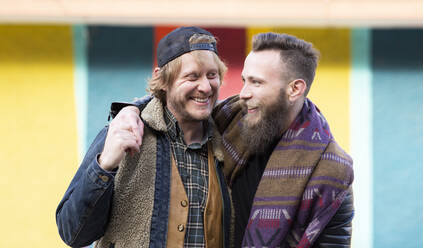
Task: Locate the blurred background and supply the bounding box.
[1,0,422,247]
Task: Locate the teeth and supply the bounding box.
[193,97,208,103]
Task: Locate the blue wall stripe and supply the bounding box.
[350,28,373,248]
[72,24,88,161]
[372,29,423,248]
[87,26,153,145]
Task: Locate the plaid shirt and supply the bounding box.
[164,107,213,248]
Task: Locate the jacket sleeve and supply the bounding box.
[56,127,114,247]
[313,188,354,248]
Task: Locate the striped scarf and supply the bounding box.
[213,96,354,248]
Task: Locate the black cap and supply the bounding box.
[157,26,218,67]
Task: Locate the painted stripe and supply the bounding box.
[72,25,88,161]
[154,26,178,67]
[206,27,246,99]
[247,27,272,53]
[0,25,78,247]
[86,26,153,145]
[372,29,423,248]
[350,28,372,248]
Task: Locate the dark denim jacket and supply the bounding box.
[56,126,114,247]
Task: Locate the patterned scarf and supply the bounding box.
[213,95,354,248]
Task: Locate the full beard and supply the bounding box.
[240,92,290,154]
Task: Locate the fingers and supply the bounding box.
[99,129,139,171]
[113,130,139,152]
[128,117,142,147]
[134,118,144,146]
[115,106,144,146]
[99,105,145,171]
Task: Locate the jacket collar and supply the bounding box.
[141,97,224,162]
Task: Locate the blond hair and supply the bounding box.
[147,34,227,103]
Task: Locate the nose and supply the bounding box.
[197,76,212,94]
[239,84,252,100]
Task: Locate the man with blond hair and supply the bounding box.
[56,27,232,248]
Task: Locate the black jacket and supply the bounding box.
[313,189,354,248]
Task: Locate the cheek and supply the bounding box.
[175,82,196,95]
[210,80,220,93]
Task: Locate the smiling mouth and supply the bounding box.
[245,104,258,113]
[247,107,258,114]
[191,97,210,104]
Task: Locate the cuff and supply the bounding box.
[86,154,116,189]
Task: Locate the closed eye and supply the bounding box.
[186,73,199,81]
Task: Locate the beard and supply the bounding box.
[167,93,217,122]
[240,90,290,154]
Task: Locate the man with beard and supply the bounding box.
[90,32,354,247]
[212,32,354,247]
[56,27,232,248]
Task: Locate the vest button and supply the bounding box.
[177,224,185,232]
[180,200,188,207]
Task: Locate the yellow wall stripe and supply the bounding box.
[0,25,77,248]
[247,27,351,151]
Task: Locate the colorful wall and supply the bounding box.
[1,24,422,248]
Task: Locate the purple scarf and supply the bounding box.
[213,96,354,248]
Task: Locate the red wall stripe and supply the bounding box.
[154,26,179,67]
[207,27,246,99]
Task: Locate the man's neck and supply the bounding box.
[165,104,206,145]
[283,99,305,133]
[178,119,205,145]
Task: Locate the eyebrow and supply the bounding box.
[245,75,265,82]
[181,70,198,76]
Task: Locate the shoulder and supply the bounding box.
[109,95,154,120]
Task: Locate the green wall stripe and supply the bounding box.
[350,28,373,248]
[72,24,88,160]
[86,26,153,146]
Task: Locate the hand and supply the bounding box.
[99,106,144,171]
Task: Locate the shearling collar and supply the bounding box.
[141,97,167,132]
[140,97,224,162]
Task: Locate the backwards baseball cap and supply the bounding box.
[157,26,218,67]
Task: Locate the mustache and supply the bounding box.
[240,99,259,110]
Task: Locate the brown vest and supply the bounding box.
[166,145,223,247]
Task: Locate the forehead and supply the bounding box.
[242,50,284,78]
[179,50,218,72]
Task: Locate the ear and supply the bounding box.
[153,67,168,92]
[153,67,160,77]
[287,79,307,101]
